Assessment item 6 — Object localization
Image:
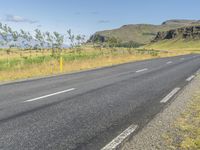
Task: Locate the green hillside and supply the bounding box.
[89,20,200,44]
[145,39,200,52]
[145,25,200,52]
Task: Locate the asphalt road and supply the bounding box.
[0,54,200,150]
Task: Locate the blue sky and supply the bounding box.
[0,0,199,38]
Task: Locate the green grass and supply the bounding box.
[144,38,200,52]
[0,55,53,71]
[62,51,101,61]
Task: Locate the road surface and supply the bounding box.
[0,54,200,150]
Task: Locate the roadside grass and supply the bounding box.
[164,91,200,150]
[0,47,192,82]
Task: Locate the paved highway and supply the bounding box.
[0,54,200,150]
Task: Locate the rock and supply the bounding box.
[87,34,108,43]
[153,25,200,42]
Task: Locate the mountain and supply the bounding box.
[88,19,200,45]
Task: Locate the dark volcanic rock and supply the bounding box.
[87,34,108,43]
[153,25,200,42]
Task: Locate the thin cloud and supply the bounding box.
[90,11,99,15]
[5,15,38,24]
[74,11,99,15]
[98,20,110,24]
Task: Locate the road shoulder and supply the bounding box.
[121,74,200,150]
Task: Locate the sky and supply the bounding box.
[0,0,199,39]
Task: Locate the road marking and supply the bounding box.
[24,88,75,102]
[196,69,200,75]
[101,124,138,150]
[160,87,181,103]
[181,58,185,60]
[166,61,172,64]
[186,75,195,82]
[136,68,148,73]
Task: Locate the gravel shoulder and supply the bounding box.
[121,73,200,150]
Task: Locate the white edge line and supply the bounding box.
[101,124,138,150]
[166,61,172,64]
[24,88,75,102]
[196,69,200,75]
[160,87,181,103]
[136,68,148,73]
[186,75,195,82]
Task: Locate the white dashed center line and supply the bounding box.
[24,88,75,102]
[166,61,172,64]
[136,68,148,73]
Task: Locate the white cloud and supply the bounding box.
[5,15,38,24]
[97,20,110,24]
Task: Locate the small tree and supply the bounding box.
[0,31,8,47]
[54,32,64,52]
[35,29,45,50]
[26,32,33,49]
[53,32,64,72]
[0,22,2,29]
[67,29,75,49]
[75,35,82,46]
[0,24,9,47]
[80,35,86,44]
[45,31,55,55]
[20,29,30,50]
[0,24,11,66]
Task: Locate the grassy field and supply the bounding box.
[144,39,200,52]
[0,46,194,82]
[164,91,200,149]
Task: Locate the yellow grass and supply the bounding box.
[144,39,200,53]
[0,48,189,82]
[164,91,200,149]
[0,49,52,60]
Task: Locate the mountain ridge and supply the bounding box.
[89,19,200,44]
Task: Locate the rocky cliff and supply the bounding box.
[153,25,200,42]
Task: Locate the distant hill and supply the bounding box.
[88,19,200,45]
[145,25,200,51]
